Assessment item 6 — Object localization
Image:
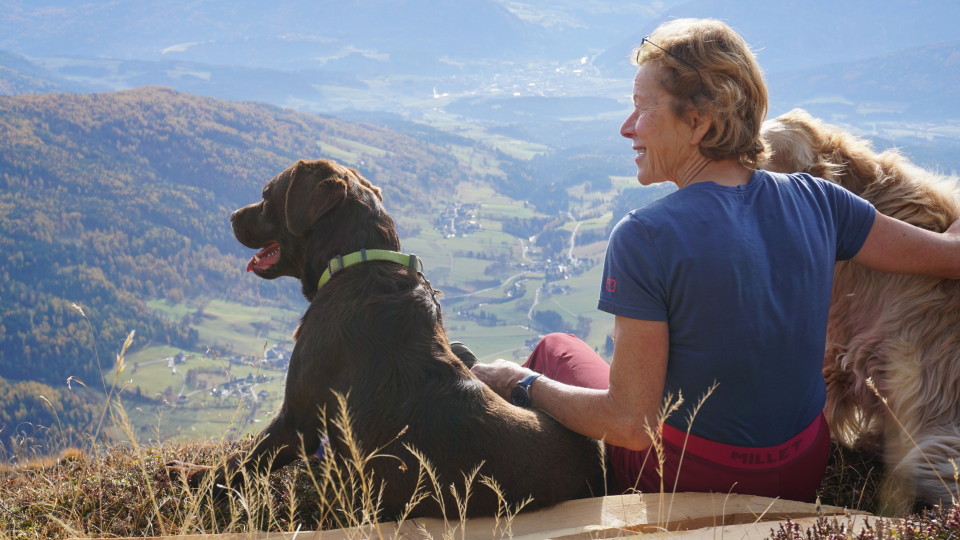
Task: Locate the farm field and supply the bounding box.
[112,299,297,442]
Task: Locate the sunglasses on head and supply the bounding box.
[638,36,704,90]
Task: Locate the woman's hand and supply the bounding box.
[471,360,535,400]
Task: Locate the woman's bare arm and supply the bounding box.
[471,316,668,451]
[852,211,960,279]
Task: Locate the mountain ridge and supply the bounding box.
[594,0,960,75]
[768,39,960,121]
[0,0,539,73]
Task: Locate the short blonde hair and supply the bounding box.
[633,19,768,168]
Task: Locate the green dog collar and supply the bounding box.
[317,249,422,289]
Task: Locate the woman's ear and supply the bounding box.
[686,107,712,146]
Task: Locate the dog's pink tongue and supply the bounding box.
[246,242,281,272]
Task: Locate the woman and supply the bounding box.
[471,18,960,501]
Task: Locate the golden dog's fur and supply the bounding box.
[761,109,960,513]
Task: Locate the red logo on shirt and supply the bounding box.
[605,278,617,292]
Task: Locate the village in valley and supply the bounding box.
[132,342,292,415]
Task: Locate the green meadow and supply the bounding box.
[113,300,299,441]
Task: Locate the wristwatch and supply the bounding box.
[510,373,542,407]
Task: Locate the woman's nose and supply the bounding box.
[620,111,636,139]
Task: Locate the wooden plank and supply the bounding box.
[592,514,882,539]
[375,493,859,539]
[81,492,872,539]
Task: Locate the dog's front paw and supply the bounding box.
[161,460,236,501]
[160,460,214,489]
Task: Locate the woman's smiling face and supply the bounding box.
[620,63,701,187]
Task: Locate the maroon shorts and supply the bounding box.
[524,333,831,502]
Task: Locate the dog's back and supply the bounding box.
[763,110,958,230]
[762,109,960,511]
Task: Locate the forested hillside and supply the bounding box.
[0,87,484,450]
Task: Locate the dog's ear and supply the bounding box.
[347,167,383,201]
[284,161,349,237]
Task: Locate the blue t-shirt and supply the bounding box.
[598,170,876,447]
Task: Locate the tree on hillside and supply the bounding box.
[532,309,570,334]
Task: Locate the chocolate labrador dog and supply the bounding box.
[170,159,602,519]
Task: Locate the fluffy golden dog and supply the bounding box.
[762,109,960,513]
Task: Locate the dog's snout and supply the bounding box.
[230,209,239,222]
